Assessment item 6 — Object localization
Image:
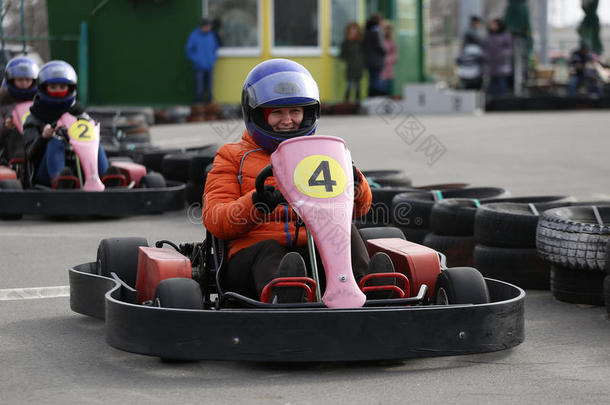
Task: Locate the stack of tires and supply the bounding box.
[355,170,414,230]
[472,197,576,290]
[187,103,221,122]
[605,240,610,314]
[536,205,610,305]
[391,187,507,244]
[161,144,220,205]
[89,110,154,157]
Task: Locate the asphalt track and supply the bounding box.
[1,111,609,404]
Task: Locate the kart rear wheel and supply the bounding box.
[139,172,166,188]
[96,237,148,288]
[433,267,490,305]
[154,278,203,309]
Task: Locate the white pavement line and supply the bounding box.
[0,286,69,301]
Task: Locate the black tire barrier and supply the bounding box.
[432,196,573,237]
[188,144,220,185]
[0,178,23,220]
[162,153,193,183]
[362,187,416,226]
[473,244,550,290]
[423,233,475,267]
[550,264,605,306]
[141,149,180,173]
[397,227,429,245]
[536,205,610,271]
[96,237,148,288]
[186,181,204,205]
[362,170,412,188]
[604,275,610,314]
[392,187,508,229]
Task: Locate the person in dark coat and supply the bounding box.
[362,14,386,97]
[483,19,513,96]
[340,22,364,102]
[462,15,484,49]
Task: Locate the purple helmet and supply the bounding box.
[241,59,320,152]
[37,60,77,109]
[3,56,39,100]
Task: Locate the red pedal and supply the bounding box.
[366,238,441,299]
[135,247,192,304]
[260,277,317,303]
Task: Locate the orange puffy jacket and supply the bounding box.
[203,131,372,258]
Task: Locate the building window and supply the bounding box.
[272,0,321,56]
[330,0,359,54]
[206,0,261,56]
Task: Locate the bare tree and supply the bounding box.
[1,0,49,60]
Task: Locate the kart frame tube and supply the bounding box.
[0,181,185,217]
[70,263,525,362]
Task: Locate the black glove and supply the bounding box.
[252,185,284,214]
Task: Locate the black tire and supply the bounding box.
[358,226,406,244]
[0,179,23,220]
[397,227,429,244]
[432,195,573,237]
[162,153,193,183]
[536,205,610,271]
[551,265,605,306]
[430,198,482,236]
[361,170,412,188]
[604,275,610,314]
[139,172,167,188]
[473,244,550,290]
[433,267,490,305]
[423,233,475,267]
[141,149,180,173]
[188,144,221,185]
[186,181,204,205]
[360,187,416,226]
[410,182,469,191]
[154,278,203,309]
[474,203,548,248]
[96,237,148,287]
[392,187,508,229]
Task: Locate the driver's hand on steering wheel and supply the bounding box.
[253,185,284,214]
[42,124,55,140]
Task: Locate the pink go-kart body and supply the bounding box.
[57,113,105,191]
[12,101,33,134]
[271,135,366,308]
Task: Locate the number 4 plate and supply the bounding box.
[293,155,347,198]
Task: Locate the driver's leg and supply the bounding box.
[35,137,65,186]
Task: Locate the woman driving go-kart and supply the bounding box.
[203,58,397,305]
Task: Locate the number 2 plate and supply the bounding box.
[293,155,347,198]
[68,119,96,142]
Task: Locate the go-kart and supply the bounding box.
[69,135,524,361]
[0,102,185,218]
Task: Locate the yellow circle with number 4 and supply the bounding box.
[293,155,347,198]
[68,119,96,142]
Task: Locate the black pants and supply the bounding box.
[225,224,370,299]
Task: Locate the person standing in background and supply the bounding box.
[340,22,365,103]
[186,18,219,104]
[483,19,512,97]
[379,20,397,96]
[363,14,386,97]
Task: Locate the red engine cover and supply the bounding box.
[0,165,17,181]
[135,247,192,304]
[366,238,441,299]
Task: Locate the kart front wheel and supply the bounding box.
[154,278,203,309]
[433,267,490,305]
[139,172,166,188]
[96,237,148,288]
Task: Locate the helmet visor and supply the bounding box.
[246,71,319,109]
